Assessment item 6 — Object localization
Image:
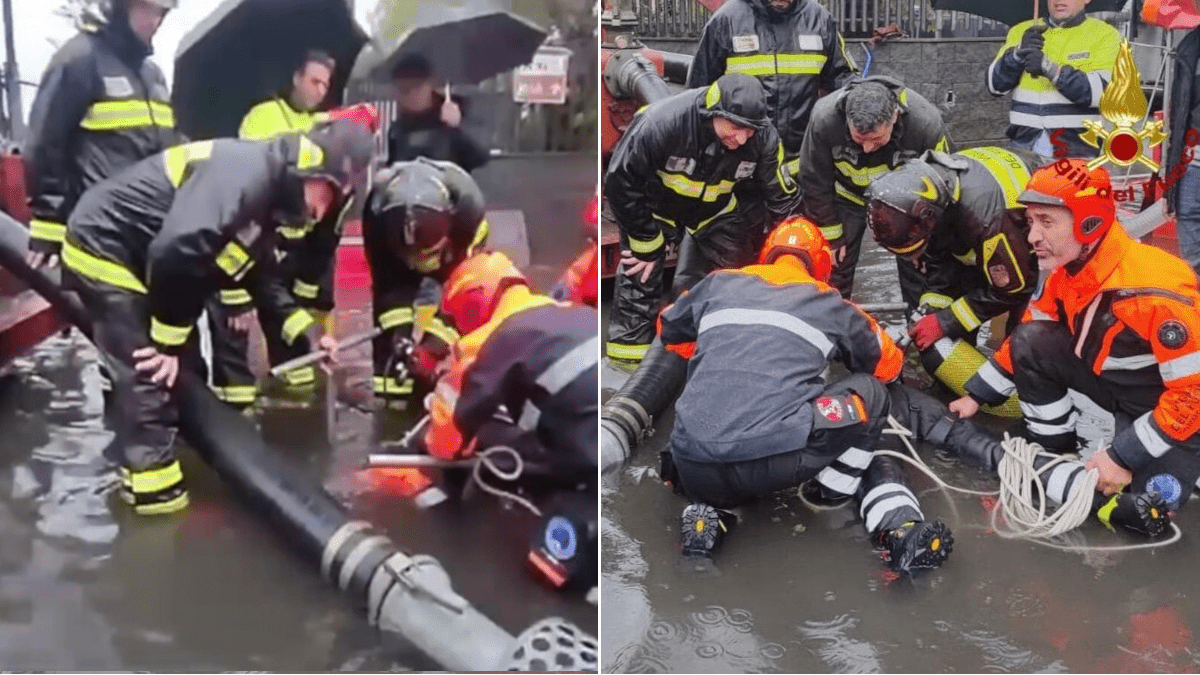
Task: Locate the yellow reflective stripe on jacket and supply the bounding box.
[958,147,1031,208]
[62,240,147,293]
[628,230,664,254]
[212,384,257,404]
[215,241,252,278]
[421,315,459,347]
[688,194,738,235]
[833,160,891,188]
[163,141,215,187]
[150,317,192,347]
[220,288,252,305]
[278,225,308,240]
[818,223,844,240]
[293,279,319,299]
[726,53,828,77]
[468,219,490,255]
[656,171,736,203]
[30,219,66,243]
[379,307,415,330]
[774,141,797,195]
[950,296,983,332]
[281,309,315,346]
[834,182,866,205]
[919,292,954,309]
[80,99,175,131]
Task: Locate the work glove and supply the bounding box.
[1013,23,1047,62]
[908,312,947,351]
[1024,52,1063,82]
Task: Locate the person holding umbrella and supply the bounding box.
[986,0,1121,160]
[23,0,182,270]
[387,53,490,174]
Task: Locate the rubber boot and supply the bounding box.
[1093,490,1172,537]
[680,503,735,559]
[887,383,1004,471]
[875,519,954,572]
[799,480,853,510]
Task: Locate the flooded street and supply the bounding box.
[0,287,594,670]
[601,242,1200,673]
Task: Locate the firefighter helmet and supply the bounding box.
[864,159,951,258]
[296,120,377,200]
[758,217,834,283]
[371,159,488,278]
[442,252,529,334]
[1018,159,1115,245]
[81,0,177,27]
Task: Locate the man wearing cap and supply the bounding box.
[603,73,801,363]
[387,53,490,173]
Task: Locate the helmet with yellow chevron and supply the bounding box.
[865,158,952,259]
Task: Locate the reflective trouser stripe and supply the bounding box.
[151,317,192,347]
[373,376,414,395]
[606,342,650,361]
[293,279,319,299]
[860,483,922,533]
[379,307,415,331]
[220,288,252,305]
[281,310,315,346]
[284,366,316,387]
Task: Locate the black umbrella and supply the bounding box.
[172,0,368,140]
[929,0,1128,27]
[370,10,547,85]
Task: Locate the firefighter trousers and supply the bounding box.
[206,294,316,407]
[372,277,443,400]
[826,200,869,300]
[606,212,765,362]
[1010,320,1200,510]
[668,373,921,536]
[63,267,204,515]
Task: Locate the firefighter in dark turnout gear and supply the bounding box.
[953,160,1200,516]
[986,0,1119,160]
[61,121,375,515]
[686,0,858,178]
[797,76,950,298]
[865,146,1039,414]
[604,73,801,362]
[23,0,181,269]
[362,158,486,400]
[658,217,952,573]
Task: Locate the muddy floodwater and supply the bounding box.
[0,288,594,670]
[602,244,1200,673]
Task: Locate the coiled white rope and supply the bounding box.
[878,416,1181,551]
[473,446,543,518]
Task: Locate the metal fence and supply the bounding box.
[633,0,1009,39]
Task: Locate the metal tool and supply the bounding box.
[269,327,383,379]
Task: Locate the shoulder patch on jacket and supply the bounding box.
[1067,51,1090,61]
[1159,320,1189,350]
[798,33,824,51]
[735,161,756,178]
[732,34,760,52]
[103,76,133,98]
[982,233,1025,293]
[665,156,695,174]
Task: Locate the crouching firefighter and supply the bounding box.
[362,158,487,402]
[657,217,953,573]
[951,160,1200,520]
[864,146,1040,417]
[412,252,598,589]
[61,120,375,514]
[603,73,801,363]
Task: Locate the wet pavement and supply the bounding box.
[0,284,594,670]
[601,242,1200,673]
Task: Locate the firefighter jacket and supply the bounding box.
[425,286,598,478]
[912,147,1039,339]
[687,0,858,168]
[965,225,1200,474]
[239,97,327,140]
[604,84,801,262]
[217,97,337,315]
[1166,26,1200,213]
[987,15,1120,157]
[62,137,321,355]
[23,23,181,255]
[361,161,489,373]
[658,259,903,464]
[798,77,950,243]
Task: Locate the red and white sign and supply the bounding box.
[514,46,572,105]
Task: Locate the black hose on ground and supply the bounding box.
[601,338,687,474]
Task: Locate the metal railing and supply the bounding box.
[633,0,1009,39]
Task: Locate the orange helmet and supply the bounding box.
[441,252,529,334]
[1018,159,1116,245]
[758,217,833,282]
